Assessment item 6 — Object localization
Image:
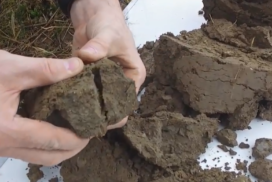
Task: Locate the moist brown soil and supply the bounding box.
[24,58,137,138]
[26,2,272,182]
[202,0,272,27]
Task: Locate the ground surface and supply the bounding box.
[2,0,272,182]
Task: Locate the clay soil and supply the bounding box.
[3,0,271,182]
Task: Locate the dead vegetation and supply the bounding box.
[0,0,130,57]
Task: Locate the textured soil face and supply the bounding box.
[24,59,137,138]
[123,111,218,169]
[154,19,272,130]
[249,159,272,181]
[202,0,272,27]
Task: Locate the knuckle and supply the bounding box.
[39,58,55,82]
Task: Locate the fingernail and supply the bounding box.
[64,58,80,71]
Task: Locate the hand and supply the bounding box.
[0,50,89,166]
[70,0,146,130]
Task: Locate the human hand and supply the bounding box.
[70,0,146,130]
[0,50,89,166]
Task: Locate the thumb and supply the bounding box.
[77,34,111,62]
[6,53,84,90]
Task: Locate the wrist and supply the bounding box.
[70,0,123,29]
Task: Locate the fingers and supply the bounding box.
[9,117,90,151]
[1,51,84,90]
[0,147,84,166]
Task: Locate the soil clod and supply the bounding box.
[249,159,272,182]
[216,129,238,147]
[239,142,250,149]
[252,138,272,159]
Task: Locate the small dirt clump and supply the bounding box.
[27,164,43,182]
[249,159,272,182]
[202,0,272,27]
[216,129,238,147]
[24,59,138,138]
[252,138,272,159]
[239,142,250,149]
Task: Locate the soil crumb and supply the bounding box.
[27,165,43,182]
[236,159,248,173]
[249,159,272,181]
[154,19,272,130]
[216,129,238,147]
[202,0,272,27]
[239,142,250,149]
[24,59,138,138]
[252,138,272,159]
[229,148,237,156]
[218,144,229,152]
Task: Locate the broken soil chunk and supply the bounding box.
[249,159,272,182]
[202,0,272,27]
[154,20,272,130]
[123,111,218,169]
[216,129,237,147]
[24,59,137,138]
[252,138,272,159]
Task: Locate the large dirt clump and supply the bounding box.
[24,58,138,138]
[154,19,272,130]
[202,0,272,27]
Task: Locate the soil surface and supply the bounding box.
[249,159,272,181]
[202,0,272,27]
[24,59,137,138]
[252,138,272,159]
